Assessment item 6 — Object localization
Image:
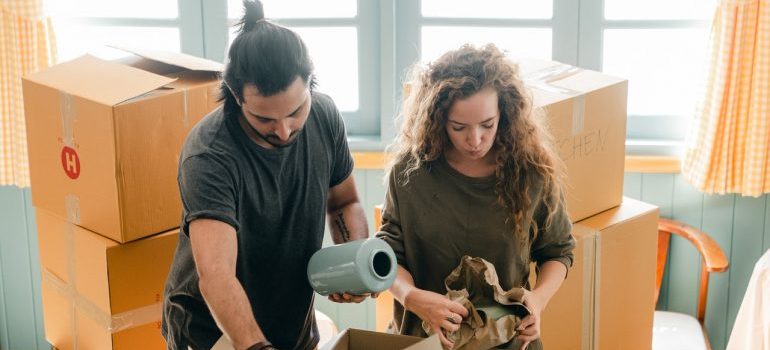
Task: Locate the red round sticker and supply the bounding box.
[60,146,81,179]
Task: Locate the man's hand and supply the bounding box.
[328,292,380,303]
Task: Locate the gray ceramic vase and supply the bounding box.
[307,238,397,296]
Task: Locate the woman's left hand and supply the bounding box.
[515,289,544,350]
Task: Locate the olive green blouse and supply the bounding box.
[376,157,575,338]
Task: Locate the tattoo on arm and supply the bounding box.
[334,211,351,242]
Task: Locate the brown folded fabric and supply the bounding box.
[423,256,543,350]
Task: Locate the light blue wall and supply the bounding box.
[0,187,47,350]
[625,173,770,350]
[1,171,767,350]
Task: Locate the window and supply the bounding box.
[46,0,718,154]
[598,0,717,155]
[43,0,193,61]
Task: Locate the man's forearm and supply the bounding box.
[328,201,368,243]
[200,274,266,350]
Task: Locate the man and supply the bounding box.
[162,1,371,349]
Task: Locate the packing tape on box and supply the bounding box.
[524,63,586,136]
[582,233,595,350]
[42,270,163,334]
[60,91,75,147]
[568,225,596,350]
[524,64,582,96]
[65,194,81,224]
[182,88,190,127]
[572,96,585,136]
[44,221,162,338]
[60,91,82,224]
[65,221,79,346]
[593,233,602,348]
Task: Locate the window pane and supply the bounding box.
[603,29,709,116]
[227,0,356,19]
[45,0,177,18]
[604,0,717,20]
[421,27,552,63]
[228,27,359,111]
[422,0,552,19]
[54,23,181,62]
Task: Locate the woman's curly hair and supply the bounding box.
[389,44,566,245]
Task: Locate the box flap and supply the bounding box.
[23,54,175,106]
[112,46,223,72]
[578,197,658,231]
[516,57,626,97]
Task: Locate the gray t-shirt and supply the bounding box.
[162,92,353,350]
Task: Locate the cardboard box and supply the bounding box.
[535,223,596,350]
[322,329,442,350]
[518,58,628,222]
[539,197,658,350]
[36,209,179,350]
[23,48,222,242]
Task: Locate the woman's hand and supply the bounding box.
[516,289,545,350]
[404,288,468,349]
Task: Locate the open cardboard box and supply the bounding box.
[322,329,442,350]
[23,47,222,242]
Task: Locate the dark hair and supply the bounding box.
[220,0,316,113]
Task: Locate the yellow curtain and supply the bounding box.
[0,0,56,187]
[682,0,770,196]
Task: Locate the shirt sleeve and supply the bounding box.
[178,154,240,235]
[530,188,575,274]
[375,168,408,269]
[326,97,354,187]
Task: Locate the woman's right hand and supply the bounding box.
[404,288,469,349]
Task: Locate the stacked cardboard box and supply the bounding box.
[372,59,659,349]
[537,197,658,350]
[23,48,222,350]
[518,58,628,223]
[516,59,657,350]
[37,210,179,350]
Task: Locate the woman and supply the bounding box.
[376,44,576,350]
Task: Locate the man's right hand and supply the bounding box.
[404,289,468,349]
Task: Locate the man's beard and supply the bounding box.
[241,114,302,148]
[256,129,301,148]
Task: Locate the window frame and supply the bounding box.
[48,0,714,155]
